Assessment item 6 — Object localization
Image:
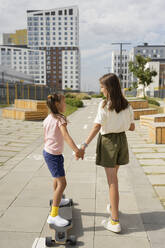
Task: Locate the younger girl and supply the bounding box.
[81,73,135,233]
[43,93,84,227]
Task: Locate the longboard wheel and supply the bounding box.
[49,200,53,207]
[45,236,54,247]
[66,235,77,246]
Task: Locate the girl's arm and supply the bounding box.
[82,123,101,149]
[60,123,84,158]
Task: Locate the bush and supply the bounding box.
[65,93,76,98]
[65,98,83,107]
[91,93,103,98]
[143,97,160,106]
[81,95,91,100]
[65,92,91,100]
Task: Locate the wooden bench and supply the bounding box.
[148,122,165,144]
[140,114,165,126]
[133,108,158,120]
[128,100,148,109]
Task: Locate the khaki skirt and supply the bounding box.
[96,132,129,168]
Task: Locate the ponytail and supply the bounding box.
[47,93,66,121]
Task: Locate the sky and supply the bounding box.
[0,0,165,92]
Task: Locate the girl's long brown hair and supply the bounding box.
[100,73,129,113]
[46,93,66,121]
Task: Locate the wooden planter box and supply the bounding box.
[15,99,48,111]
[2,99,48,121]
[134,108,158,120]
[140,114,165,126]
[2,108,48,121]
[128,100,148,109]
[148,122,165,144]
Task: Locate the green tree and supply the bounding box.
[129,55,157,96]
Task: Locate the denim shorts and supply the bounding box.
[43,150,65,178]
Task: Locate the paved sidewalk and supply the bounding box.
[0,99,165,248]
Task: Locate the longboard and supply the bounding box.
[45,199,76,247]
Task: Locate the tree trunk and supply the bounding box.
[143,86,145,98]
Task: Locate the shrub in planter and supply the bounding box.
[65,98,83,107]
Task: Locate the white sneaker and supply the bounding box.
[102,219,121,233]
[106,203,111,214]
[59,198,70,206]
[47,215,69,227]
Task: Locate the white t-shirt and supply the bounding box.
[94,100,134,135]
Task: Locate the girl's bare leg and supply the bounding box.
[104,166,119,220]
[52,176,67,207]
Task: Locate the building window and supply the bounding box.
[51,11,55,15]
[69,9,73,15]
[58,10,62,15]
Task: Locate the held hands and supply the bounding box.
[75,148,85,160]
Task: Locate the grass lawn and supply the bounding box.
[64,104,78,116]
[0,104,11,108]
[148,104,164,113]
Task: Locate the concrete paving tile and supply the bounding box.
[139,159,165,166]
[34,165,52,177]
[147,174,165,185]
[68,215,95,237]
[65,182,95,199]
[141,210,165,225]
[155,148,165,153]
[0,231,39,248]
[94,235,150,248]
[143,166,165,174]
[0,170,8,179]
[0,157,11,163]
[0,172,34,207]
[136,153,165,159]
[66,172,96,183]
[12,159,43,172]
[132,148,156,153]
[12,188,52,208]
[154,186,165,200]
[0,145,21,152]
[144,224,165,248]
[0,151,18,157]
[0,207,49,232]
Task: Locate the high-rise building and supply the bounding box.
[3,29,27,45]
[111,50,130,88]
[0,6,80,91]
[27,6,80,90]
[130,43,165,60]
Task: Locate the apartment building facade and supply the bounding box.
[27,6,80,90]
[0,6,80,91]
[0,45,46,84]
[3,29,27,46]
[111,50,130,88]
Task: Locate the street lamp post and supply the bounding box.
[112,42,131,88]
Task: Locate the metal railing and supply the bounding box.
[0,81,52,105]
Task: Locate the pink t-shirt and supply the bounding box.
[43,114,67,155]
